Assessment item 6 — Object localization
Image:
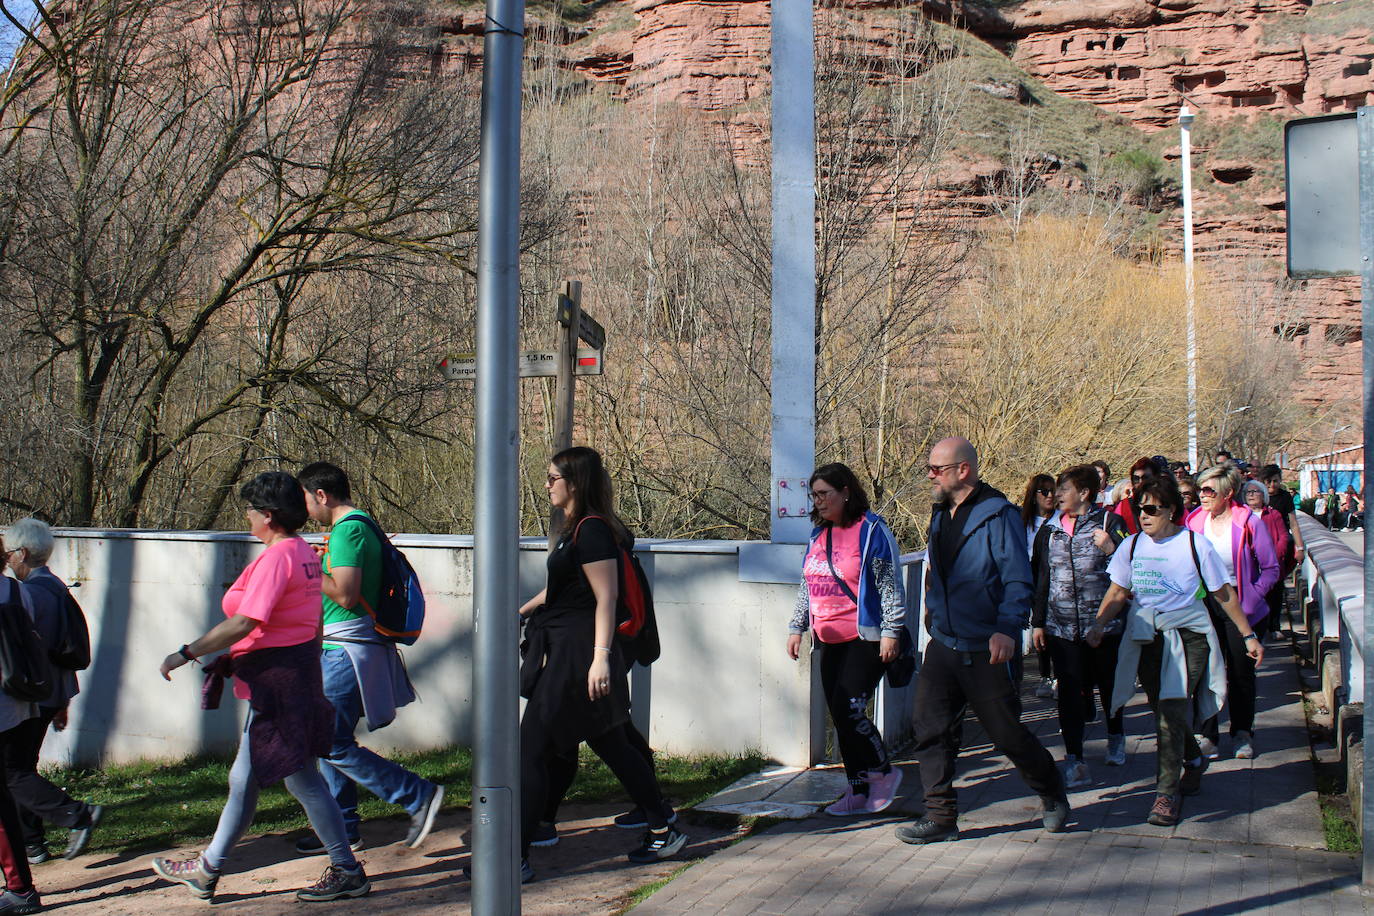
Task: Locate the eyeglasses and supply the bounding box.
[1036,488,1053,497]
[927,462,961,476]
[1131,473,1153,484]
[811,488,840,501]
[1138,503,1170,517]
[1199,486,1217,497]
[546,474,563,485]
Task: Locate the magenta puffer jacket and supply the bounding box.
[1185,503,1280,625]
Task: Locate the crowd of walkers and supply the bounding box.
[0,438,1330,909]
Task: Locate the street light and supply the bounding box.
[1215,404,1252,458]
[1180,102,1198,472]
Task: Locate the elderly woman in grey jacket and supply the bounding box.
[4,518,101,865]
[1031,466,1130,788]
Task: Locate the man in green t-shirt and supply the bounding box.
[299,462,444,852]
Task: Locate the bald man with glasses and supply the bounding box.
[895,438,1070,846]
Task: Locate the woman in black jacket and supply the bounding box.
[1032,465,1130,788]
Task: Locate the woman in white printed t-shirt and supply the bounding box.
[1085,474,1262,829]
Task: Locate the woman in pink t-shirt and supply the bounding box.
[786,463,907,817]
[151,472,369,904]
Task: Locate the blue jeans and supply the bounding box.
[320,647,432,837]
[205,715,357,872]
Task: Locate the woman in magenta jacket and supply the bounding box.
[1185,464,1279,761]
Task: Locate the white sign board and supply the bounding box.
[439,349,603,381]
[1285,112,1360,278]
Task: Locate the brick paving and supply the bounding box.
[634,638,1370,915]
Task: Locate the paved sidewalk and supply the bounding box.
[634,638,1368,914]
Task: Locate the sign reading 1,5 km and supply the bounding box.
[439,348,603,381]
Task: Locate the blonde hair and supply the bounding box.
[1197,465,1243,500]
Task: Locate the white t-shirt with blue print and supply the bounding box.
[1107,529,1230,615]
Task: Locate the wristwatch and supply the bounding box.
[1243,633,1259,642]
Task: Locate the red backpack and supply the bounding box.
[573,516,660,665]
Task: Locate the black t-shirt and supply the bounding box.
[1269,486,1295,526]
[934,481,987,575]
[545,516,620,614]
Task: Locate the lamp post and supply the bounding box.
[1215,404,1252,458]
[1330,423,1353,496]
[1180,103,1198,472]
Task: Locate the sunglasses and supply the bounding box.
[1036,488,1053,497]
[1138,503,1171,517]
[1199,486,1217,497]
[1131,473,1153,484]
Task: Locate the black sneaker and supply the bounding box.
[0,888,42,914]
[296,864,371,902]
[1180,758,1207,796]
[894,818,959,845]
[152,853,220,900]
[403,784,445,849]
[530,821,559,848]
[626,826,688,864]
[294,833,364,855]
[24,845,49,866]
[613,805,678,829]
[1041,795,1071,833]
[65,803,102,859]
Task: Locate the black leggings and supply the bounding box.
[819,639,891,789]
[521,716,665,855]
[1199,609,1268,741]
[542,722,657,824]
[1046,633,1123,758]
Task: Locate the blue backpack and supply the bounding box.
[340,513,425,645]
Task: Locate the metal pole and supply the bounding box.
[472,0,525,908]
[770,0,816,544]
[1180,103,1199,471]
[1356,103,1373,889]
[550,281,581,546]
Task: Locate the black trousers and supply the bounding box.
[912,638,1063,825]
[2,708,87,847]
[818,639,891,788]
[1199,609,1268,741]
[0,733,34,893]
[520,716,665,855]
[1046,633,1124,759]
[541,721,657,824]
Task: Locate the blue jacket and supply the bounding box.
[789,510,906,640]
[925,484,1034,652]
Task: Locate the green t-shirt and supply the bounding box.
[323,509,382,631]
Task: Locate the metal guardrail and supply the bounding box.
[1297,513,1364,706]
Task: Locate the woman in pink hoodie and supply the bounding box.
[1185,465,1279,761]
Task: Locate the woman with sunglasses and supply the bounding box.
[787,463,906,816]
[1178,476,1201,515]
[1031,466,1131,786]
[1087,475,1262,827]
[518,447,685,881]
[1111,457,1163,535]
[1185,465,1279,761]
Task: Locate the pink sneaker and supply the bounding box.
[824,786,870,816]
[865,767,903,814]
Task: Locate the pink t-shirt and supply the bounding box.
[802,519,863,644]
[223,537,323,660]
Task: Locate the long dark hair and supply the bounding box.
[552,446,631,545]
[808,463,870,527]
[1020,473,1055,527]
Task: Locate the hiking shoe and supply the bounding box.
[0,888,41,914]
[1105,734,1127,767]
[1147,793,1180,826]
[613,805,678,829]
[627,826,688,864]
[521,858,535,883]
[297,864,370,902]
[1180,757,1207,796]
[1233,730,1255,760]
[1063,758,1091,789]
[1041,795,1071,833]
[65,803,102,859]
[824,785,871,816]
[530,821,559,848]
[894,818,958,845]
[404,784,445,849]
[864,767,903,814]
[1035,678,1057,699]
[1196,735,1220,761]
[152,853,220,900]
[24,844,49,866]
[294,833,364,855]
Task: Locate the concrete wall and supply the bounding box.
[37,530,824,768]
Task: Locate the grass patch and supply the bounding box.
[37,745,767,857]
[1321,797,1361,853]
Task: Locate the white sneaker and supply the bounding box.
[1233,731,1255,759]
[1196,735,1220,761]
[1064,758,1091,789]
[1035,678,1057,699]
[1105,733,1126,767]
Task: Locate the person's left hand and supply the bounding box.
[51,708,68,732]
[879,636,899,664]
[1246,640,1265,665]
[160,652,188,681]
[988,632,1015,664]
[1092,528,1114,555]
[587,654,612,701]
